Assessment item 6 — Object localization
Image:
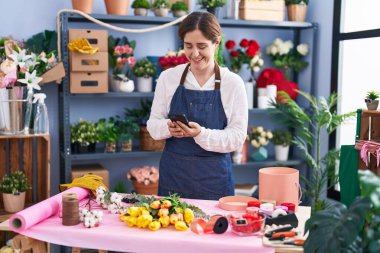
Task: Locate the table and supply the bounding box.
[11,199,310,253]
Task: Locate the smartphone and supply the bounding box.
[168,114,190,127]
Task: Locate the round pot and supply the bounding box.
[134,8,148,16]
[275,145,290,161]
[154,8,169,17]
[137,77,153,92]
[121,139,133,152]
[72,0,94,13]
[366,100,379,110]
[287,4,307,22]
[133,181,158,195]
[173,10,187,17]
[104,142,116,153]
[104,0,129,15]
[120,79,135,93]
[3,192,26,213]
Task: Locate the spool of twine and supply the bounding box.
[62,195,80,226]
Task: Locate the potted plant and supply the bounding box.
[285,0,309,22]
[0,171,31,213]
[171,1,188,17]
[131,0,151,16]
[152,0,171,17]
[132,58,157,92]
[105,0,129,15]
[272,129,292,161]
[198,0,227,17]
[365,90,379,110]
[97,117,120,153]
[118,117,140,152]
[249,126,273,161]
[70,119,98,153]
[127,166,159,195]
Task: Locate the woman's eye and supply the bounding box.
[198,46,207,50]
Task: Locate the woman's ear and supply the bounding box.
[215,37,221,47]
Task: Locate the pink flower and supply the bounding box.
[114,46,124,55]
[128,56,136,68]
[124,45,133,55]
[127,166,159,185]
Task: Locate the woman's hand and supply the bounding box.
[167,121,201,138]
[168,121,186,138]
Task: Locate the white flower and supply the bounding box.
[251,139,259,148]
[284,40,294,50]
[261,131,266,137]
[167,50,176,57]
[259,137,266,145]
[9,49,32,67]
[267,132,273,139]
[177,49,185,56]
[17,70,42,90]
[253,66,260,73]
[256,126,263,133]
[297,43,309,56]
[273,38,283,46]
[252,55,259,64]
[258,59,264,66]
[270,45,278,55]
[278,44,290,55]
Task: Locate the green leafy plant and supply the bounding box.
[70,119,98,145]
[171,1,188,11]
[96,117,120,143]
[25,30,57,54]
[117,117,140,141]
[113,181,128,193]
[125,99,153,126]
[366,90,379,101]
[272,129,293,146]
[152,0,171,9]
[198,0,226,8]
[0,171,31,194]
[131,0,151,9]
[271,91,355,212]
[285,0,309,5]
[132,58,157,77]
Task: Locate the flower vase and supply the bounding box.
[137,77,153,92]
[121,139,132,152]
[251,147,268,161]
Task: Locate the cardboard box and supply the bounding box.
[70,71,108,94]
[69,29,108,52]
[70,52,108,72]
[72,164,110,188]
[40,62,66,84]
[239,0,285,21]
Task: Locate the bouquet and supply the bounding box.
[249,126,273,148]
[127,166,159,186]
[225,38,264,81]
[108,36,136,80]
[158,49,189,70]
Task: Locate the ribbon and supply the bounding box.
[190,215,228,235]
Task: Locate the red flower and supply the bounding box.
[276,80,299,100]
[256,68,285,88]
[225,40,236,50]
[231,51,239,57]
[239,39,250,48]
[246,41,260,57]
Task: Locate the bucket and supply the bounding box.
[0,87,26,135]
[259,167,302,210]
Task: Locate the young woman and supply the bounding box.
[147,12,248,200]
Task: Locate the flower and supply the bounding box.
[266,38,309,79]
[158,49,189,70]
[225,38,264,81]
[127,166,159,185]
[249,126,272,148]
[109,36,136,79]
[17,70,42,90]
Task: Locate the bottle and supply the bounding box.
[23,86,34,134]
[33,93,49,134]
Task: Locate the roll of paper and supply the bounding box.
[10,187,89,233]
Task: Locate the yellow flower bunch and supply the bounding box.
[68,37,99,54]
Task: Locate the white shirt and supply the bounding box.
[147,64,248,153]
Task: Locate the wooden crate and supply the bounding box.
[239,0,285,21]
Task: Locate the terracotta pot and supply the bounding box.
[104,0,129,15]
[133,181,158,195]
[3,192,26,213]
[72,0,94,13]
[287,4,307,22]
[134,8,148,16]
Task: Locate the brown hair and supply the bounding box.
[178,12,221,43]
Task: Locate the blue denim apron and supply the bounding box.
[158,63,234,200]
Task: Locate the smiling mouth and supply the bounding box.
[192,57,204,64]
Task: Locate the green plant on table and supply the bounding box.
[0,171,31,194]
[117,117,140,141]
[131,0,151,9]
[171,1,188,11]
[272,129,293,146]
[132,58,157,78]
[271,91,355,212]
[152,0,171,9]
[96,117,120,143]
[70,119,98,145]
[366,90,379,101]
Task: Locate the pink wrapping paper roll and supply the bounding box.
[10,187,89,233]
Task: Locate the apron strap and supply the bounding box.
[179,62,221,90]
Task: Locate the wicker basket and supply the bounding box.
[139,126,165,151]
[133,181,158,195]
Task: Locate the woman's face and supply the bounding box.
[183,29,219,71]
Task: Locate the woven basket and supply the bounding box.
[139,126,165,151]
[133,181,158,195]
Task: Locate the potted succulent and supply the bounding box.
[0,171,31,213]
[97,117,120,153]
[171,1,188,17]
[131,0,151,16]
[132,58,157,92]
[117,117,140,152]
[152,0,171,17]
[70,119,98,153]
[198,0,227,17]
[272,129,293,161]
[365,90,379,110]
[285,0,309,22]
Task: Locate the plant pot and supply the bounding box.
[275,145,290,161]
[72,0,94,13]
[154,8,169,17]
[104,0,129,15]
[366,100,379,110]
[139,126,165,151]
[173,10,187,17]
[71,142,96,153]
[134,8,148,16]
[137,77,153,92]
[251,147,268,161]
[121,139,133,152]
[105,142,116,153]
[133,180,158,195]
[3,192,26,213]
[287,4,307,22]
[120,79,135,93]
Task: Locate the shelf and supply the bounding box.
[0,133,49,140]
[232,158,303,169]
[62,150,162,161]
[65,13,314,30]
[70,92,154,98]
